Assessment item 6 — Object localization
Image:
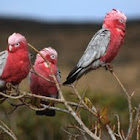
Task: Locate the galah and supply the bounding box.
[63,9,127,85]
[30,47,60,116]
[0,33,30,91]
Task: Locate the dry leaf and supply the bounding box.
[84,97,93,108]
[99,107,109,125]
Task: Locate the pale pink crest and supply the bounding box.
[35,47,57,65]
[37,47,57,59]
[43,47,58,57]
[104,9,127,22]
[8,33,26,45]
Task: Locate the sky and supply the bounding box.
[0,0,140,22]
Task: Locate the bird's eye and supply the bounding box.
[50,54,55,59]
[119,19,123,23]
[15,43,20,47]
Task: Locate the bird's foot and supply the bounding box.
[6,82,12,94]
[14,85,20,95]
[48,101,54,106]
[105,63,113,73]
[31,97,41,108]
[6,82,12,89]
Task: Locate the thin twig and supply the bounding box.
[75,87,87,113]
[41,104,70,114]
[0,90,89,112]
[71,85,97,116]
[68,124,86,133]
[121,130,126,140]
[30,65,54,83]
[94,122,98,136]
[131,105,140,138]
[111,71,133,140]
[115,114,124,140]
[0,92,25,99]
[20,98,70,114]
[106,124,117,140]
[0,120,17,140]
[6,100,26,114]
[68,124,88,140]
[137,117,140,140]
[61,128,80,139]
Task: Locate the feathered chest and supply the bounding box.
[7,51,29,69]
[1,50,30,83]
[31,63,58,96]
[100,29,125,63]
[34,63,57,83]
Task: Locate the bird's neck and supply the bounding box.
[103,24,125,37]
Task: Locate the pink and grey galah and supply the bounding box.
[63,9,127,85]
[30,47,60,116]
[0,33,30,91]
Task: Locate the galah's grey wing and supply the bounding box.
[29,53,33,60]
[63,28,110,85]
[0,50,8,77]
[77,28,110,68]
[0,50,8,89]
[57,68,61,83]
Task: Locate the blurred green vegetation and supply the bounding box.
[0,18,140,139]
[0,90,139,140]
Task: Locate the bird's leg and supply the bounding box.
[105,63,114,73]
[48,100,54,107]
[14,85,19,95]
[31,97,41,108]
[6,82,12,95]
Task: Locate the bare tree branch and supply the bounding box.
[106,124,116,140]
[30,65,54,83]
[137,117,140,140]
[111,71,133,140]
[0,119,17,140]
[115,114,124,140]
[131,105,140,138]
[75,87,87,113]
[62,127,80,139]
[71,85,97,116]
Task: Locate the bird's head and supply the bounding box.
[35,47,58,66]
[103,9,127,32]
[7,33,27,52]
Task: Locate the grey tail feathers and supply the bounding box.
[36,109,55,116]
[63,66,82,85]
[36,101,55,117]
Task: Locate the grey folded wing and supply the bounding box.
[57,68,61,83]
[77,28,110,68]
[0,50,8,77]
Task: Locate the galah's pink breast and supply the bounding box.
[100,28,125,63]
[30,63,58,98]
[1,50,30,85]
